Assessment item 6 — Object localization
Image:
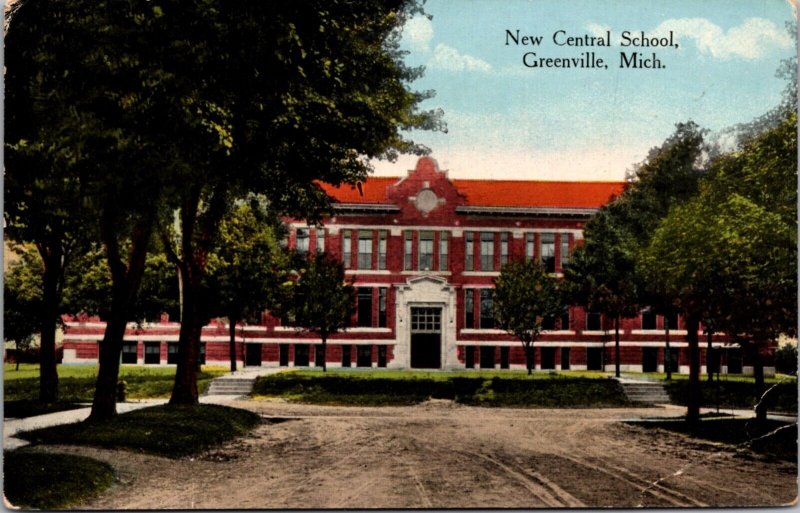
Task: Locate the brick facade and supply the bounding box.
[61,157,774,375]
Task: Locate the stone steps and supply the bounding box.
[619,381,671,405]
[205,377,257,396]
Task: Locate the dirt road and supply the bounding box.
[43,399,796,509]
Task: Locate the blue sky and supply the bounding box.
[371,0,797,181]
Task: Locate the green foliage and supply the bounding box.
[3,247,42,349]
[18,404,262,458]
[252,371,628,407]
[493,260,562,344]
[774,344,797,375]
[290,253,356,341]
[204,202,289,324]
[4,365,226,402]
[4,450,114,509]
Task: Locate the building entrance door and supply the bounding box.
[410,307,441,369]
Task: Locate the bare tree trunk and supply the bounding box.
[38,250,61,403]
[686,314,701,425]
[170,265,201,404]
[525,343,533,375]
[614,315,621,378]
[90,307,127,420]
[228,317,238,373]
[664,316,672,381]
[750,342,766,421]
[707,329,714,382]
[321,335,327,372]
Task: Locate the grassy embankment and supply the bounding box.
[252,369,630,407]
[4,363,228,418]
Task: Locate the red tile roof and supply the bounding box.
[320,177,625,209]
[452,179,625,209]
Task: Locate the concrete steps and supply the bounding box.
[205,376,256,396]
[618,380,671,405]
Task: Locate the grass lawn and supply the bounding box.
[252,369,629,407]
[4,450,114,509]
[630,418,797,462]
[17,403,262,458]
[4,364,228,417]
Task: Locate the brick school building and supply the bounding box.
[61,157,769,375]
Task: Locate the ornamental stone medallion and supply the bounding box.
[415,188,439,213]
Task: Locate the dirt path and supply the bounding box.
[39,399,797,509]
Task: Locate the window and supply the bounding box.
[465,289,475,329]
[439,232,449,271]
[465,232,474,271]
[480,232,494,271]
[542,316,556,330]
[315,345,325,367]
[343,230,352,269]
[540,233,555,273]
[586,311,601,331]
[378,231,387,270]
[665,312,679,330]
[404,231,413,271]
[296,228,309,255]
[294,345,309,366]
[587,347,603,371]
[199,343,206,365]
[642,307,657,330]
[378,288,387,328]
[316,228,325,253]
[540,347,556,369]
[143,342,159,365]
[561,347,571,370]
[357,345,372,367]
[419,231,434,270]
[122,342,137,364]
[465,346,475,368]
[341,345,351,367]
[358,231,373,269]
[500,346,510,369]
[279,344,289,366]
[479,289,494,329]
[560,233,570,269]
[378,346,387,367]
[167,342,179,364]
[357,287,373,327]
[411,308,441,332]
[480,346,495,368]
[500,232,509,266]
[560,306,570,330]
[526,233,535,261]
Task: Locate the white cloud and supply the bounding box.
[428,43,492,72]
[403,16,434,53]
[653,17,793,60]
[586,22,611,39]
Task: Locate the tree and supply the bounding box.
[205,201,290,372]
[290,253,355,372]
[162,0,444,404]
[639,194,795,423]
[4,247,43,372]
[493,259,562,375]
[563,211,640,378]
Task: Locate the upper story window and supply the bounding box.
[665,312,679,330]
[378,287,387,327]
[479,232,494,271]
[479,289,495,328]
[316,228,325,253]
[378,231,387,270]
[465,232,474,271]
[525,233,535,261]
[560,305,570,330]
[465,289,474,329]
[343,230,352,269]
[540,233,555,273]
[357,287,372,327]
[296,228,310,255]
[419,231,434,271]
[586,311,601,331]
[404,231,413,271]
[358,231,373,270]
[439,232,449,271]
[641,307,657,330]
[559,233,569,268]
[500,232,509,266]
